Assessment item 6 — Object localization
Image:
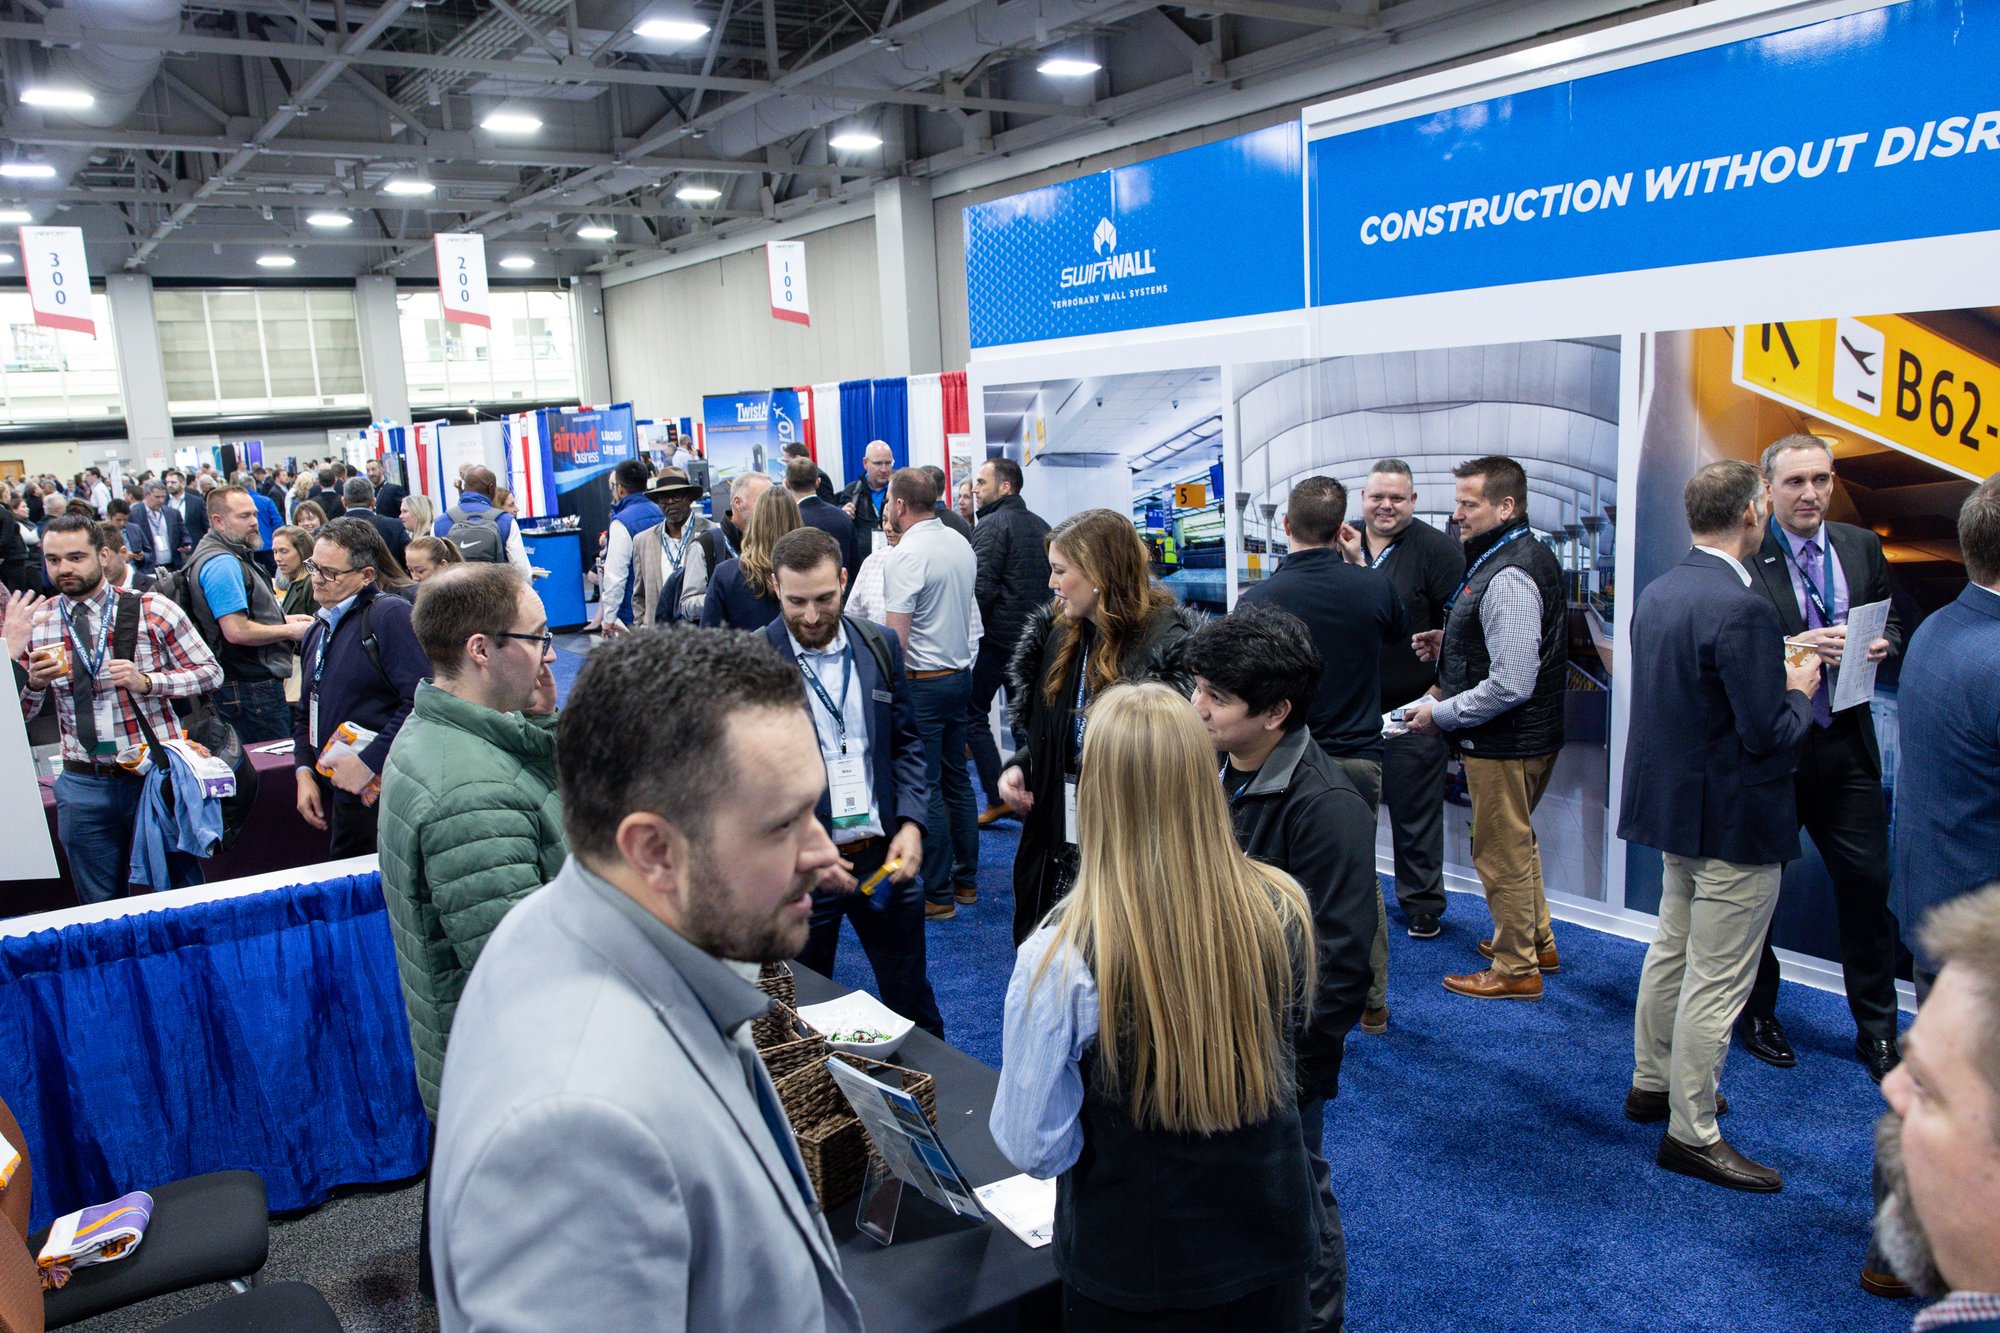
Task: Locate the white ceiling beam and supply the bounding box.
[1181,1,1381,30]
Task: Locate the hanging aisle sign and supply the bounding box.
[434,232,492,329]
[767,241,811,326]
[19,226,94,336]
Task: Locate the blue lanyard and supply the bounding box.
[1443,525,1530,615]
[1071,665,1092,757]
[1772,517,1837,626]
[798,645,854,754]
[661,522,693,570]
[60,595,114,679]
[1367,536,1401,570]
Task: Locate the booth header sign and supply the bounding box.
[965,124,1304,348]
[545,405,637,494]
[1308,0,2000,307]
[702,389,801,479]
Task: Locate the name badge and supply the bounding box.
[308,696,320,749]
[872,688,893,703]
[1063,778,1079,847]
[90,691,118,758]
[871,529,887,555]
[828,754,870,830]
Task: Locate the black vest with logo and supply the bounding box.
[1434,519,1566,759]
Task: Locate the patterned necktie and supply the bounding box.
[1797,540,1833,727]
[70,601,100,755]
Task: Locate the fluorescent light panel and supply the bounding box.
[676,185,721,202]
[0,209,31,223]
[306,212,352,228]
[499,255,535,269]
[256,254,297,268]
[829,131,882,151]
[21,88,95,109]
[0,164,56,179]
[480,111,542,134]
[383,178,435,195]
[635,18,710,41]
[577,225,617,239]
[1038,58,1101,77]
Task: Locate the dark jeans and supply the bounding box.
[53,769,203,904]
[967,641,1011,808]
[1382,729,1449,920]
[911,670,978,904]
[212,677,292,744]
[796,835,946,1039]
[1061,1278,1309,1331]
[1745,719,1900,1040]
[321,779,381,858]
[1297,1096,1347,1333]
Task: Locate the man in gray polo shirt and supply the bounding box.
[882,467,980,920]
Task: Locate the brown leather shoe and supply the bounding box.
[924,901,956,921]
[1360,1005,1389,1034]
[978,803,1013,827]
[1859,1267,1915,1300]
[1478,938,1561,973]
[1656,1132,1782,1192]
[1623,1086,1728,1124]
[953,884,977,906]
[1441,967,1542,1001]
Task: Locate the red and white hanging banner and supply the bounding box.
[767,240,810,326]
[434,232,491,328]
[19,226,94,335]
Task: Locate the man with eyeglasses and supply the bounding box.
[294,517,429,857]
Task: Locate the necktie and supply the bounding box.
[735,1039,820,1214]
[1797,540,1833,727]
[70,602,100,755]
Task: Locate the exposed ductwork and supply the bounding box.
[29,0,183,192]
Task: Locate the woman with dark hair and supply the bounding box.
[1000,507,1204,943]
[700,485,801,631]
[271,525,317,617]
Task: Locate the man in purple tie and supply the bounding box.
[1736,434,1904,1083]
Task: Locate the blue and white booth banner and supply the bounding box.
[702,388,802,480]
[1309,0,2000,307]
[516,404,638,499]
[965,124,1305,348]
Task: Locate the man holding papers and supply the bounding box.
[1735,434,1905,1082]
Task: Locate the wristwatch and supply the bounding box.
[138,672,153,695]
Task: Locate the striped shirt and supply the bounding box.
[1432,566,1545,732]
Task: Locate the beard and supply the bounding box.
[1873,1111,1946,1297]
[679,835,814,963]
[788,613,838,650]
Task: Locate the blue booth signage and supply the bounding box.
[544,404,637,494]
[702,388,802,478]
[1309,0,2000,307]
[965,123,1305,348]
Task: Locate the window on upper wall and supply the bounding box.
[397,288,578,408]
[0,291,122,422]
[154,287,367,416]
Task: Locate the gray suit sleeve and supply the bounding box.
[440,1097,689,1332]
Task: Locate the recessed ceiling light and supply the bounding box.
[499,255,535,269]
[306,212,352,228]
[0,163,56,179]
[829,131,883,151]
[0,209,30,223]
[0,254,13,264]
[635,18,710,41]
[21,88,95,110]
[675,185,721,202]
[576,225,617,239]
[383,178,435,196]
[480,111,542,134]
[1037,57,1101,77]
[256,254,298,268]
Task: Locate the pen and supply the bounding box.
[858,858,903,897]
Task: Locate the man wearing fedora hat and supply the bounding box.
[647,465,722,627]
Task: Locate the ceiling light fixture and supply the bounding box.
[480,111,543,134]
[306,212,353,228]
[829,131,883,151]
[0,209,31,223]
[1037,57,1101,77]
[675,185,721,202]
[577,225,617,239]
[21,88,95,110]
[499,255,535,269]
[635,18,710,41]
[383,177,436,196]
[256,254,298,268]
[0,163,56,179]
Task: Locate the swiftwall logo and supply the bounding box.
[1063,215,1155,289]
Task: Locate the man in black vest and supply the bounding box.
[189,485,317,742]
[1735,433,1904,1081]
[1406,455,1568,1001]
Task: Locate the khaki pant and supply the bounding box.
[1462,753,1557,977]
[1632,853,1782,1146]
[1328,755,1390,1012]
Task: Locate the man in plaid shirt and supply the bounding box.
[15,514,222,903]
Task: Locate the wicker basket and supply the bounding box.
[755,961,797,1010]
[779,1053,938,1210]
[752,1003,826,1083]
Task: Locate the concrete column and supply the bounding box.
[105,273,170,461]
[873,176,942,376]
[569,274,612,405]
[354,275,410,424]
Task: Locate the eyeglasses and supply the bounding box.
[495,630,555,653]
[305,559,363,581]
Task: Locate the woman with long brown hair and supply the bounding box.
[1000,507,1203,943]
[700,483,801,630]
[993,682,1318,1329]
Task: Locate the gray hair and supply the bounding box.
[1368,457,1415,481]
[1960,473,2000,588]
[1758,433,1833,480]
[142,481,167,498]
[1917,883,2000,1141]
[343,476,376,506]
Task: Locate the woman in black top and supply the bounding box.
[1000,508,1202,944]
[701,485,800,632]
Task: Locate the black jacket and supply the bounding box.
[970,494,1052,656]
[294,585,430,802]
[1225,725,1377,1099]
[934,503,974,544]
[307,488,347,519]
[1619,550,1813,866]
[1005,598,1204,943]
[836,479,890,571]
[374,481,408,521]
[1240,547,1406,759]
[796,495,857,575]
[344,506,409,568]
[1363,518,1464,708]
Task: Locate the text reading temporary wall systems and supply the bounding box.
[1357,113,1999,245]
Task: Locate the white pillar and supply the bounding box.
[105,273,170,461]
[354,275,410,424]
[873,176,942,376]
[569,275,612,406]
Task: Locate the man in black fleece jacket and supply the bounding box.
[1187,605,1378,1333]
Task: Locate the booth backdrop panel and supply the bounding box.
[523,530,587,630]
[839,378,881,481]
[871,377,911,476]
[0,873,430,1231]
[906,373,947,484]
[811,383,847,490]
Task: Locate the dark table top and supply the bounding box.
[794,966,1059,1333]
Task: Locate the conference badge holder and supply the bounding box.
[826,1056,985,1247]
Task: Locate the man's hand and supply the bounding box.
[101,658,146,693]
[4,590,44,660]
[1784,653,1823,699]
[24,647,63,691]
[283,614,316,643]
[1335,523,1364,565]
[1792,625,1846,665]
[998,764,1034,814]
[842,500,857,519]
[599,616,626,639]
[1404,698,1440,735]
[295,768,327,830]
[1866,637,1891,663]
[527,663,557,716]
[1412,629,1443,663]
[325,749,376,795]
[887,822,924,883]
[818,855,858,895]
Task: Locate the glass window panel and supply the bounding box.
[205,292,268,400]
[0,292,121,421]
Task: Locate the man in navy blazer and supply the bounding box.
[763,526,942,1037]
[124,482,188,574]
[785,455,857,575]
[1622,460,1821,1193]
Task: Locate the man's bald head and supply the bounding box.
[462,465,498,498]
[862,441,895,489]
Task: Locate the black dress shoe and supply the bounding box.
[1737,1015,1796,1068]
[1857,1035,1901,1083]
[1622,1087,1728,1124]
[1407,912,1441,939]
[1656,1133,1782,1192]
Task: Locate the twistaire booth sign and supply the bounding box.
[433,232,492,328]
[19,226,94,336]
[1307,0,2000,308]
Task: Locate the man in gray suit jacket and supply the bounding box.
[430,629,863,1333]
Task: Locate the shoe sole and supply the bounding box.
[1859,1272,1915,1300]
[925,909,956,921]
[1656,1147,1781,1193]
[1440,982,1542,1001]
[1406,924,1441,939]
[1360,1018,1388,1034]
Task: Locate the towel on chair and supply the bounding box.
[37,1191,155,1290]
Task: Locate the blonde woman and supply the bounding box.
[992,682,1318,1330]
[400,492,437,539]
[699,484,800,630]
[292,501,328,537]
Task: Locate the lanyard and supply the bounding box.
[1772,518,1837,627]
[1218,758,1259,801]
[661,522,693,570]
[799,645,854,754]
[60,594,114,679]
[1443,525,1530,615]
[1367,535,1401,570]
[1071,664,1093,757]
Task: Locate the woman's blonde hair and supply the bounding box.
[1035,681,1313,1135]
[1042,508,1178,705]
[740,485,802,598]
[406,535,464,569]
[402,492,437,536]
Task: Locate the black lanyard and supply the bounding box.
[1367,535,1401,570]
[60,594,113,678]
[1772,518,1837,627]
[798,645,854,754]
[1443,525,1530,615]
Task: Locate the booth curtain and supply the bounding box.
[942,371,970,437]
[906,373,947,485]
[871,377,911,473]
[0,875,430,1231]
[839,378,878,484]
[810,382,846,492]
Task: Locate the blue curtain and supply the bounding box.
[838,378,876,486]
[0,874,430,1230]
[870,377,910,470]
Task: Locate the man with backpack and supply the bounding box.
[183,485,316,742]
[435,466,532,581]
[645,466,718,627]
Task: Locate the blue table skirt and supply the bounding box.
[0,874,430,1231]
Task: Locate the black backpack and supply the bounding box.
[656,527,732,625]
[840,614,895,684]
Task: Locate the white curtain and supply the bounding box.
[810,382,845,491]
[905,372,947,482]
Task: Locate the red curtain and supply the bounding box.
[941,370,970,436]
